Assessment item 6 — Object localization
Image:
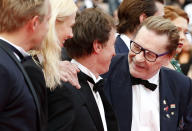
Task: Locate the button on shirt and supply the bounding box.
[71,59,108,131]
[0,37,30,61]
[131,71,160,131]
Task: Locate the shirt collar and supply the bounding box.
[0,37,30,57]
[148,70,160,86]
[71,59,102,83]
[120,34,131,50]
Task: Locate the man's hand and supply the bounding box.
[59,61,81,89]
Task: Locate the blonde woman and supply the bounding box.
[22,0,78,130]
[40,0,79,90]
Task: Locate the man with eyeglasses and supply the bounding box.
[104,16,192,131]
[130,40,169,62]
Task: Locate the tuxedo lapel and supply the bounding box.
[159,68,178,131]
[121,56,133,131]
[115,35,129,54]
[78,72,104,131]
[0,40,41,122]
[108,55,132,131]
[98,88,119,131]
[122,73,133,131]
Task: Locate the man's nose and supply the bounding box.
[135,51,145,62]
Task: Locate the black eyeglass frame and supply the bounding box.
[130,40,169,62]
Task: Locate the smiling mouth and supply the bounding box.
[132,62,145,71]
[178,43,183,48]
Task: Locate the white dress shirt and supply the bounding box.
[131,71,160,131]
[71,59,108,131]
[120,34,131,50]
[0,37,29,61]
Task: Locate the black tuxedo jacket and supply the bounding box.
[61,47,71,61]
[115,35,129,54]
[0,39,40,130]
[48,72,119,131]
[104,54,192,131]
[22,57,47,131]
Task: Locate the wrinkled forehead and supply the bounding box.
[172,17,188,31]
[134,26,169,52]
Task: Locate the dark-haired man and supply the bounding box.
[48,8,119,131]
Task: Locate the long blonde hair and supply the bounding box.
[41,0,77,90]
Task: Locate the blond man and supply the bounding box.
[0,0,51,130]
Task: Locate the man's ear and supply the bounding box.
[139,13,147,23]
[27,16,39,32]
[163,53,174,66]
[93,40,103,54]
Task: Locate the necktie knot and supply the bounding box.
[130,75,157,91]
[93,79,104,92]
[86,75,104,93]
[21,56,32,63]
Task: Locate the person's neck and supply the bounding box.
[0,31,31,51]
[76,56,100,79]
[165,61,176,70]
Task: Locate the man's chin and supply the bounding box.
[130,69,137,77]
[130,68,143,79]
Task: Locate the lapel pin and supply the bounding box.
[171,112,174,115]
[163,100,167,105]
[166,114,170,118]
[170,104,176,109]
[164,106,169,112]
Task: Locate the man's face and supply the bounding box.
[128,26,171,80]
[32,0,51,49]
[97,28,116,75]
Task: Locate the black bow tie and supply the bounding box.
[5,42,32,63]
[80,72,119,131]
[86,75,104,92]
[5,43,24,60]
[93,79,104,92]
[21,56,32,63]
[130,75,157,91]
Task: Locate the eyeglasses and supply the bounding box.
[130,40,169,62]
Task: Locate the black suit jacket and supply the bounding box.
[115,35,129,54]
[0,39,40,130]
[48,72,119,131]
[61,47,71,61]
[22,57,47,131]
[104,54,192,131]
